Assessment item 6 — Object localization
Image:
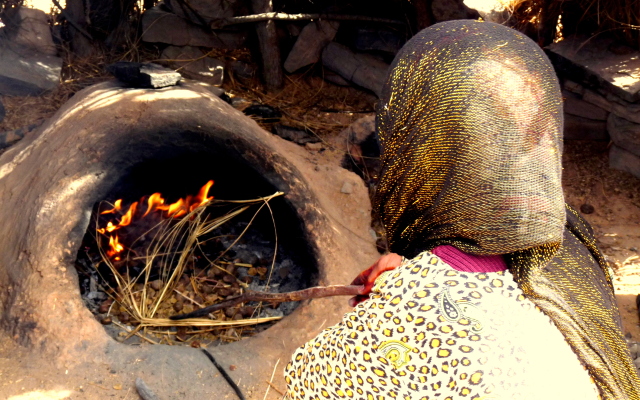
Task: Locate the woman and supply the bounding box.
[284,20,640,399]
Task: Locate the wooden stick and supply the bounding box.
[210,12,404,29]
[252,0,284,91]
[170,284,363,320]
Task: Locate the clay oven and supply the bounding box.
[0,81,378,398]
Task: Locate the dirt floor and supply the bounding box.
[562,140,640,340]
[0,73,639,399]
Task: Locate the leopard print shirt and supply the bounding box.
[284,251,600,400]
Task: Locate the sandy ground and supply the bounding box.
[562,140,640,340]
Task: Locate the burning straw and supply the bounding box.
[93,184,286,334]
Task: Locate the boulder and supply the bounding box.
[321,42,389,97]
[164,0,247,24]
[284,20,339,73]
[141,6,247,49]
[610,145,640,179]
[563,90,608,121]
[563,113,609,141]
[353,27,404,55]
[161,46,224,86]
[547,34,640,103]
[323,70,350,86]
[0,42,62,95]
[563,81,640,125]
[3,7,57,56]
[608,114,640,157]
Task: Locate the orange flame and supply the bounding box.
[99,181,214,259]
[100,199,122,214]
[107,235,124,259]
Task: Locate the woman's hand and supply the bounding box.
[348,253,403,307]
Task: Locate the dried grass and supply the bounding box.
[95,192,284,333]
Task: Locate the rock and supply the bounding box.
[610,145,640,179]
[0,42,62,95]
[161,46,224,86]
[563,114,609,141]
[164,0,245,24]
[323,70,350,86]
[607,114,640,157]
[305,142,323,152]
[0,99,4,123]
[342,115,376,145]
[431,0,480,22]
[272,124,320,145]
[322,42,389,97]
[565,83,640,125]
[580,204,595,214]
[563,90,608,120]
[0,121,44,150]
[141,6,247,49]
[229,60,257,83]
[353,28,404,54]
[106,62,182,88]
[284,20,339,73]
[333,114,380,181]
[3,7,57,56]
[243,104,281,123]
[547,34,640,103]
[340,181,354,194]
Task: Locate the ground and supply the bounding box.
[0,75,638,399]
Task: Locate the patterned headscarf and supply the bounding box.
[374,20,640,399]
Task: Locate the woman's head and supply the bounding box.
[375,20,565,257]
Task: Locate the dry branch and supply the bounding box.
[170,284,363,320]
[210,12,404,29]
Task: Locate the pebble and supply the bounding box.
[305,142,323,152]
[580,203,595,214]
[100,316,112,325]
[340,181,354,194]
[149,280,163,291]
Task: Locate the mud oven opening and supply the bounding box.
[75,146,317,346]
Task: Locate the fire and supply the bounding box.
[98,180,214,259]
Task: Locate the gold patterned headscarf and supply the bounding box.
[375,20,640,399]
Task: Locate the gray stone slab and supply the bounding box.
[0,41,62,96]
[164,0,243,23]
[547,34,640,103]
[563,113,609,141]
[563,90,608,121]
[106,62,182,88]
[161,46,224,86]
[608,114,640,157]
[353,27,404,54]
[141,6,247,49]
[610,144,640,179]
[322,42,389,97]
[6,7,57,56]
[284,20,339,73]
